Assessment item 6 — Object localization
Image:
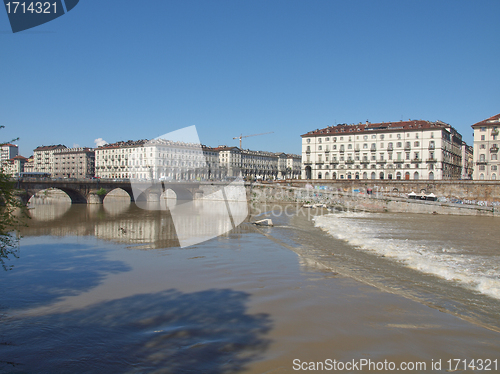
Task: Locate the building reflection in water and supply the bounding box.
[23,199,252,249]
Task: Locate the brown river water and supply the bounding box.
[1,199,500,373]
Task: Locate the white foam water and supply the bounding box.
[313,212,500,300]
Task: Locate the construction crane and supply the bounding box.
[233,132,274,148]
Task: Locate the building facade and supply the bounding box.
[472,113,500,180]
[0,144,18,164]
[33,145,67,176]
[95,140,146,179]
[302,120,464,180]
[461,143,474,180]
[3,155,27,177]
[53,147,95,178]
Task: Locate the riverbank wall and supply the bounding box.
[247,182,500,217]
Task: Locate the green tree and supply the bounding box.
[0,127,26,270]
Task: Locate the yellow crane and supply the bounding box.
[233,131,274,148]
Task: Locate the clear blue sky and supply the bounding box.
[1,0,499,156]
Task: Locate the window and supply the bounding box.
[333,137,337,142]
[380,134,385,139]
[414,141,420,147]
[406,152,410,160]
[397,142,402,148]
[306,146,310,152]
[481,135,486,141]
[363,143,368,149]
[318,138,322,143]
[363,135,368,140]
[397,134,402,139]
[492,165,498,171]
[481,127,486,132]
[480,144,486,149]
[479,165,485,171]
[326,137,330,142]
[371,135,376,139]
[480,154,485,162]
[333,145,337,150]
[318,145,322,150]
[492,154,498,160]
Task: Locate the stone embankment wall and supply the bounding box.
[247,183,500,217]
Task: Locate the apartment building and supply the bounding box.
[53,147,95,179]
[33,144,67,175]
[301,120,463,180]
[2,155,27,177]
[461,143,474,180]
[95,140,146,179]
[0,144,18,164]
[472,113,500,180]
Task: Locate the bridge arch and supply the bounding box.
[28,187,87,204]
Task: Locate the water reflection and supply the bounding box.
[22,201,253,249]
[1,289,272,373]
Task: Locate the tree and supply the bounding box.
[0,127,26,270]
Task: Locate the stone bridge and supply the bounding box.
[15,179,210,204]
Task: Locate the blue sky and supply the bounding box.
[1,0,499,156]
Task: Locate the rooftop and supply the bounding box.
[301,120,452,137]
[471,113,500,128]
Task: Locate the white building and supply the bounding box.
[3,155,27,177]
[33,144,67,176]
[1,143,18,164]
[472,113,500,180]
[95,140,146,179]
[301,120,463,180]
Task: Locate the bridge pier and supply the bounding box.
[87,191,105,204]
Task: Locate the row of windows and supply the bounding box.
[313,171,428,180]
[306,132,435,144]
[307,141,436,152]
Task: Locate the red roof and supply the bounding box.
[301,120,451,137]
[471,113,500,128]
[34,144,67,152]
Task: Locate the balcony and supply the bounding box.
[376,160,386,164]
[305,150,310,153]
[428,144,435,150]
[370,147,376,152]
[426,158,437,162]
[387,146,393,151]
[477,160,488,165]
[491,146,499,153]
[303,161,312,165]
[346,160,355,164]
[360,160,370,164]
[339,149,345,153]
[492,129,499,136]
[404,144,411,150]
[394,159,404,163]
[411,158,422,163]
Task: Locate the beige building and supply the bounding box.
[302,120,464,180]
[33,145,67,175]
[53,147,95,179]
[461,143,474,180]
[472,113,500,180]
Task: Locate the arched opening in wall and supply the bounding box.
[362,172,367,179]
[103,188,132,215]
[355,172,359,179]
[379,172,384,180]
[340,174,345,179]
[332,172,337,179]
[305,166,312,179]
[405,172,410,180]
[388,174,393,180]
[492,173,497,180]
[347,172,352,180]
[371,172,376,180]
[396,172,401,180]
[318,172,322,179]
[160,188,177,210]
[429,172,434,180]
[480,173,485,180]
[325,172,330,179]
[414,172,419,180]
